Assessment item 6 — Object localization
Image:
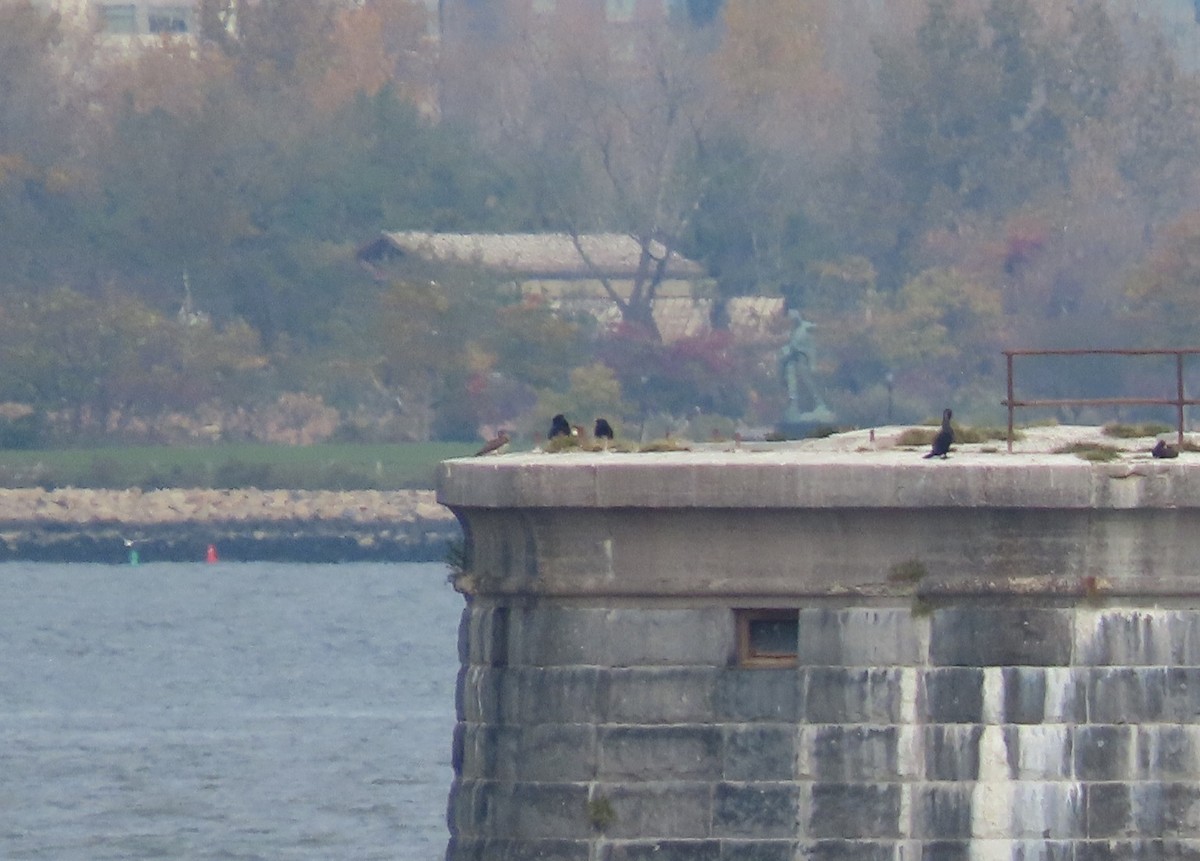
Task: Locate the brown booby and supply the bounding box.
[474,430,510,456]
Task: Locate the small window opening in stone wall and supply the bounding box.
[736,609,799,667]
[100,4,138,34]
[149,7,191,34]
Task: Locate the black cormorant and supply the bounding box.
[923,409,954,459]
[549,414,571,439]
[1152,439,1179,459]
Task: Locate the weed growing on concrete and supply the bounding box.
[587,796,617,832]
[888,559,928,584]
[896,428,936,447]
[546,434,583,453]
[910,595,934,617]
[444,537,466,575]
[1102,422,1173,439]
[1053,442,1122,462]
[897,423,1017,447]
[955,425,1019,443]
[445,538,477,595]
[1081,574,1109,605]
[639,439,691,452]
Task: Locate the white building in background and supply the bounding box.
[33,1,438,41]
[94,3,194,36]
[30,0,197,38]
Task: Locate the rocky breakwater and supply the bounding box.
[0,488,460,563]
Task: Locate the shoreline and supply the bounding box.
[0,488,461,564]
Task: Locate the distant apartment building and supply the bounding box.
[94,2,192,35]
[98,2,193,35]
[30,0,196,39]
[435,0,723,125]
[436,0,720,49]
[30,1,1200,60]
[32,0,443,39]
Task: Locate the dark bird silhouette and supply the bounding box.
[1152,439,1179,459]
[923,408,954,459]
[474,430,510,457]
[594,418,614,442]
[549,414,571,439]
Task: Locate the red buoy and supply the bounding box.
[206,544,219,563]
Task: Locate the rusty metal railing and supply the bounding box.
[1003,348,1200,453]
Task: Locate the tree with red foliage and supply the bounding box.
[598,324,752,420]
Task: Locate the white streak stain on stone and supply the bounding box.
[898,781,912,840]
[1013,725,1070,780]
[972,669,1012,854]
[1042,667,1073,722]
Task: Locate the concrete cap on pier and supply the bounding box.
[438,426,1200,599]
[438,425,1200,511]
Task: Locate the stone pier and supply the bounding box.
[437,436,1200,860]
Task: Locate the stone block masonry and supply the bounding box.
[438,446,1200,860]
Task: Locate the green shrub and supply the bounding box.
[896,428,936,447]
[1053,442,1122,462]
[639,439,691,452]
[1103,422,1174,439]
[888,559,928,583]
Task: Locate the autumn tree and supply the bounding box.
[555,30,719,340]
[367,261,513,440]
[1125,212,1200,345]
[680,0,851,307]
[871,266,1007,415]
[309,0,432,113]
[446,7,723,340]
[485,299,591,393]
[710,0,842,158]
[1112,47,1200,237]
[0,2,88,286]
[196,0,432,113]
[598,325,757,420]
[1047,1,1123,130]
[86,0,497,350]
[85,54,289,332]
[0,287,265,439]
[874,1,1045,220]
[197,0,336,91]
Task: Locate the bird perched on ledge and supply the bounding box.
[923,408,954,459]
[474,430,510,457]
[549,413,571,440]
[1152,439,1179,459]
[594,418,614,449]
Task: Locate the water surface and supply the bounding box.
[0,561,462,860]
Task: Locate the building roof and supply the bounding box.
[357,231,705,279]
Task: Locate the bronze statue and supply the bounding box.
[779,310,834,426]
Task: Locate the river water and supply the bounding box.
[0,561,463,860]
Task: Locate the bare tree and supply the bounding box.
[444,8,718,340]
[561,33,714,338]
